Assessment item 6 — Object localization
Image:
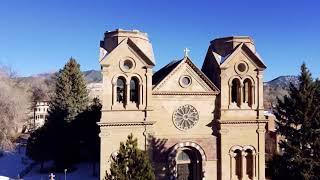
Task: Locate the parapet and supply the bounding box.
[101,29,150,53]
[210,36,256,57]
[100,29,155,64]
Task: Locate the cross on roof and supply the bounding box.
[184,48,190,57]
[49,173,55,180]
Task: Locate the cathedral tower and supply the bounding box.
[98,29,155,179]
[202,36,267,180]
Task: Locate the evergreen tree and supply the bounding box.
[105,134,155,180]
[73,97,101,175]
[49,57,88,123]
[270,63,320,179]
[45,57,89,169]
[85,98,102,176]
[26,58,90,170]
[26,126,50,171]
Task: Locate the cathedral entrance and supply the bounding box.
[176,148,202,180]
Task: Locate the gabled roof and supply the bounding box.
[220,43,266,69]
[127,38,155,66]
[212,51,230,65]
[152,56,220,94]
[152,59,182,86]
[205,42,267,71]
[100,37,155,66]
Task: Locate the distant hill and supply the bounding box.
[82,70,102,83]
[18,70,102,84]
[264,75,299,89]
[263,75,299,110]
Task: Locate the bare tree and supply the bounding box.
[0,65,30,151]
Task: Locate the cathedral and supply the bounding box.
[98,29,268,180]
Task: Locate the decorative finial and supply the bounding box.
[184,48,190,57]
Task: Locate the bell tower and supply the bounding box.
[98,29,155,179]
[202,36,267,180]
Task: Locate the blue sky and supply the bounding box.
[0,0,319,81]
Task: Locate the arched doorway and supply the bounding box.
[168,142,207,180]
[176,148,202,180]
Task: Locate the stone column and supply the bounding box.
[139,83,143,108]
[145,68,152,110]
[229,82,232,105]
[257,71,264,117]
[242,151,247,180]
[239,84,244,108]
[220,70,229,110]
[112,82,116,105]
[126,82,130,108]
[144,67,153,123]
[230,152,236,180]
[257,126,266,180]
[252,153,256,180]
[251,85,255,107]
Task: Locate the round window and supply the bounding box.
[179,76,192,87]
[235,61,248,74]
[237,63,246,72]
[182,77,191,85]
[173,104,199,131]
[123,60,133,70]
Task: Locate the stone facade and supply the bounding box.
[98,29,267,180]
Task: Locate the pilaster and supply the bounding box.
[145,67,153,110]
[257,125,266,180]
[257,70,264,118]
[99,128,112,180]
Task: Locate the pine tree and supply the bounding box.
[49,57,88,123]
[270,63,320,179]
[45,57,89,169]
[86,98,102,176]
[105,134,155,180]
[26,126,50,171]
[73,97,101,175]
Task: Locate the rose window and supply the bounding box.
[173,105,199,130]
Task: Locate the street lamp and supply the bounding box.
[64,169,67,180]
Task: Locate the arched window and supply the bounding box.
[230,146,256,180]
[243,79,253,106]
[234,149,242,179]
[245,149,254,179]
[116,77,126,104]
[130,77,139,104]
[231,79,241,106]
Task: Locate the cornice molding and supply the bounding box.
[98,121,155,127]
[152,91,218,96]
[219,119,268,124]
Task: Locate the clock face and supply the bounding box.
[173,105,199,130]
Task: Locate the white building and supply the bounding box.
[87,82,103,100]
[31,101,49,129]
